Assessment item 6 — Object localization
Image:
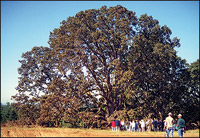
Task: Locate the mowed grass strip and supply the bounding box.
[1,126,199,137]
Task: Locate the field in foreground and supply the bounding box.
[1,126,199,137]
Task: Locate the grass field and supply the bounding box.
[1,126,199,137]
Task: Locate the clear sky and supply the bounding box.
[1,1,199,104]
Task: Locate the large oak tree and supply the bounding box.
[12,5,198,127]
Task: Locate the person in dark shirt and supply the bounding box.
[176,114,185,137]
[115,119,121,131]
[158,120,162,131]
[152,118,158,131]
[161,120,164,131]
[135,120,139,131]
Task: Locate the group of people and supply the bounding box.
[111,112,186,137]
[112,118,165,132]
[112,118,142,132]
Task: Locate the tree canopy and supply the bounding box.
[12,5,199,128]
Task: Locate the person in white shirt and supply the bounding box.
[165,112,174,137]
[130,120,136,132]
[120,119,125,130]
[140,120,145,132]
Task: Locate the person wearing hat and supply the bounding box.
[165,112,174,137]
[176,114,185,137]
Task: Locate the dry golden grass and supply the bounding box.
[1,126,199,137]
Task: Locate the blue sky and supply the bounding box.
[1,1,199,104]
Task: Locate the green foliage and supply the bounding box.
[182,59,199,125]
[1,102,18,123]
[61,120,75,128]
[188,59,199,88]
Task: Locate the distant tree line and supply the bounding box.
[1,102,18,124]
[10,5,199,129]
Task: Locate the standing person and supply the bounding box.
[138,120,141,132]
[115,119,120,131]
[140,120,145,132]
[120,119,125,130]
[130,120,136,132]
[145,119,149,131]
[165,112,174,137]
[176,114,185,137]
[161,120,164,131]
[151,120,154,131]
[125,118,130,131]
[135,120,139,132]
[163,120,167,131]
[148,119,153,131]
[152,118,158,131]
[112,120,116,131]
[148,119,152,131]
[172,119,177,131]
[129,119,132,132]
[158,120,162,131]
